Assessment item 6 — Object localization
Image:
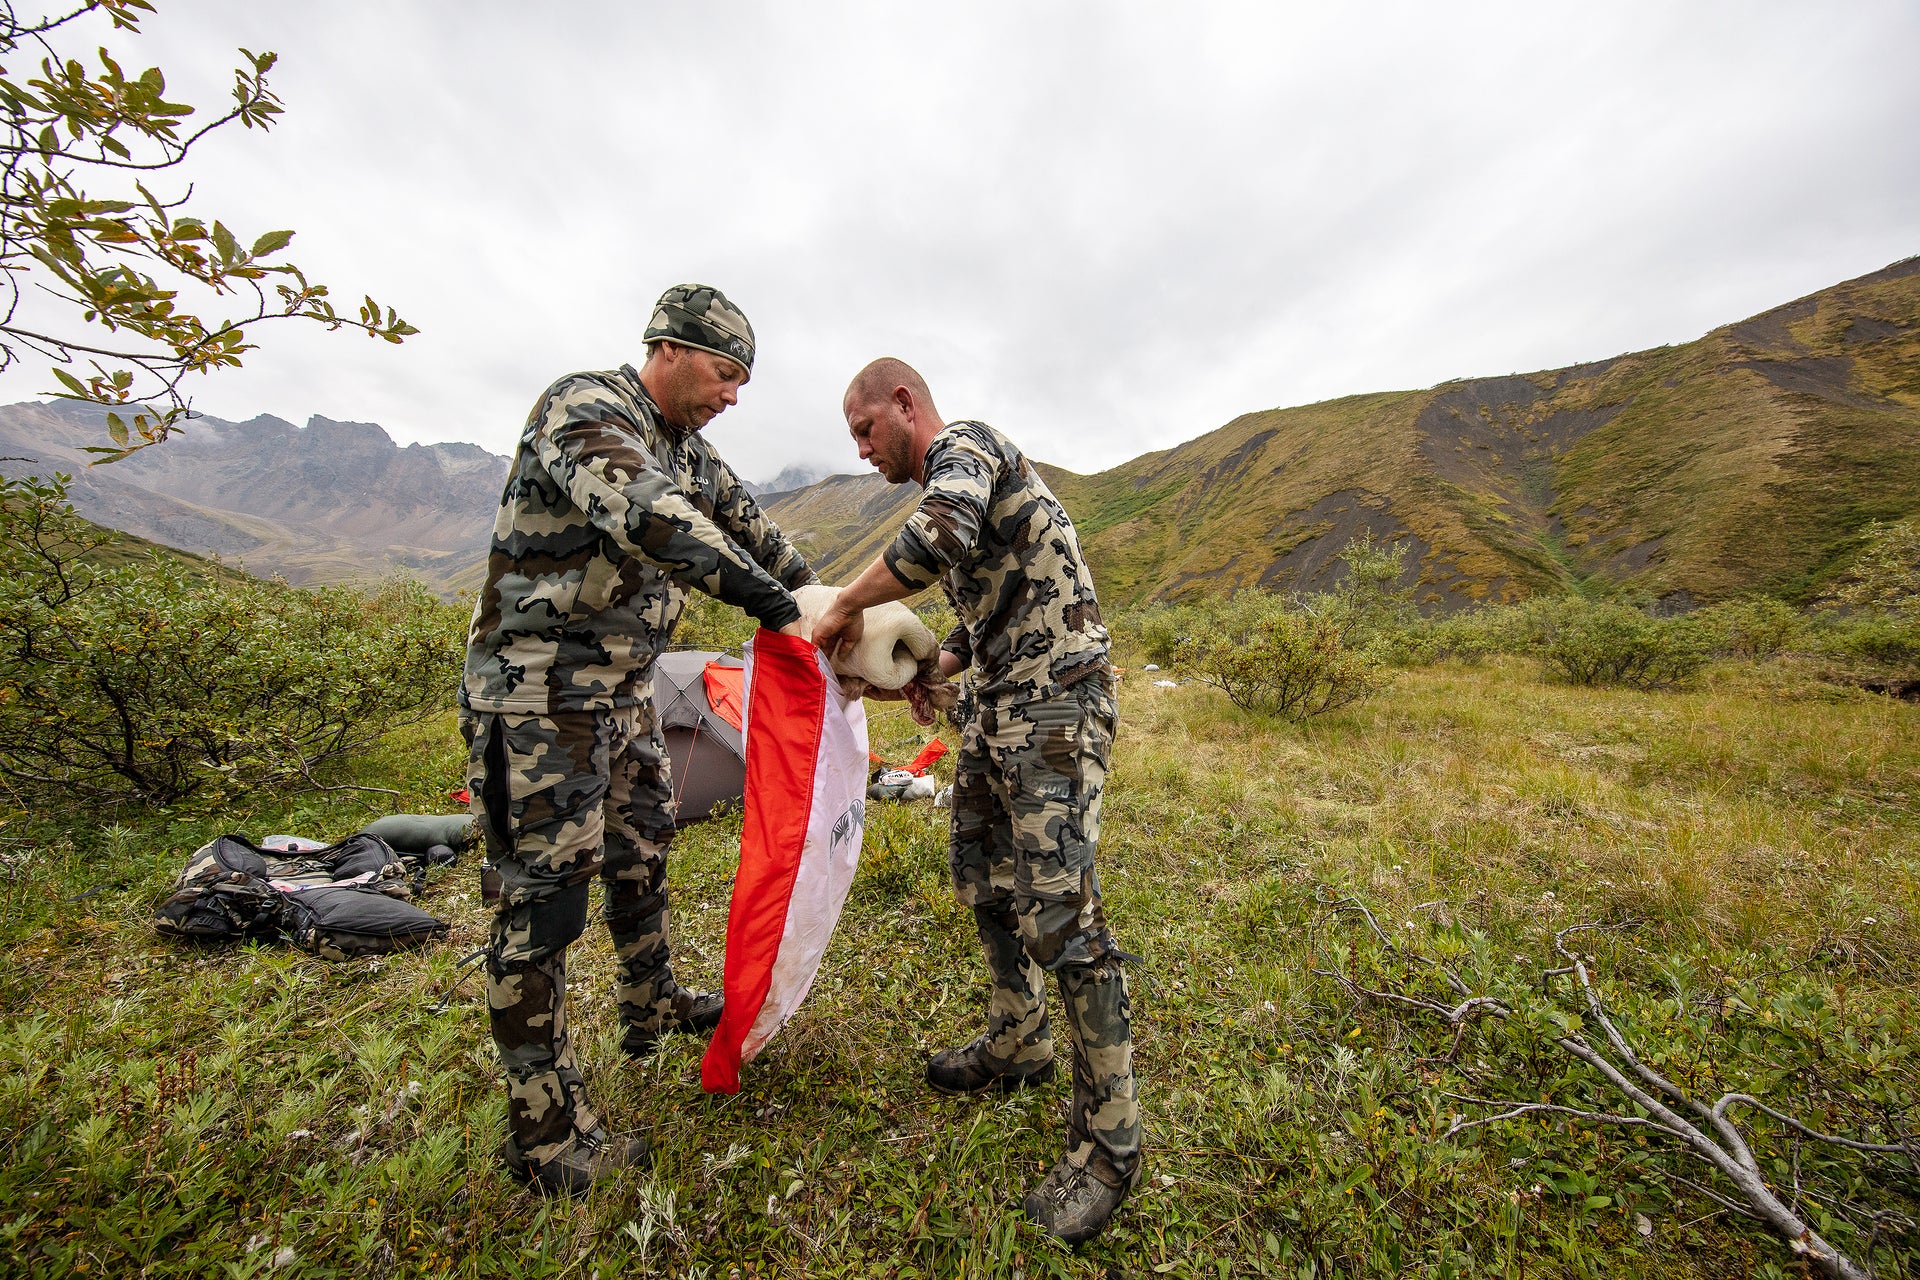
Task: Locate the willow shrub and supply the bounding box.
[1526,597,1713,690]
[1691,596,1805,660]
[1170,589,1384,719]
[0,474,462,807]
[671,588,758,654]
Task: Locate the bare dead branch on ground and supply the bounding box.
[1312,894,1915,1280]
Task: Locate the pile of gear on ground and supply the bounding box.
[152,814,472,960]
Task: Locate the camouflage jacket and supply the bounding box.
[884,420,1109,702]
[462,364,814,714]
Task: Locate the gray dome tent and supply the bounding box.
[652,650,747,826]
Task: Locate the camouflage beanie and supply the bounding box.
[644,283,755,370]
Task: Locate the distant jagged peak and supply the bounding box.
[301,414,396,447]
[224,412,299,433]
[750,463,855,496]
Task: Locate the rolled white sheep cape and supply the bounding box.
[792,583,939,690]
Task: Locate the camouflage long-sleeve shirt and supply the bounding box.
[462,364,814,714]
[883,420,1108,702]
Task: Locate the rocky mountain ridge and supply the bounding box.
[9,254,1916,610]
[768,255,1920,609]
[0,402,509,594]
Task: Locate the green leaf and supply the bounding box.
[250,229,294,257]
[210,221,240,263]
[52,368,89,397]
[105,413,128,446]
[1334,1163,1374,1196]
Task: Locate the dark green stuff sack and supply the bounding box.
[354,814,474,858]
[281,884,449,961]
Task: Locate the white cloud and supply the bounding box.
[1,0,1914,480]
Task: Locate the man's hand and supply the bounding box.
[809,598,864,661]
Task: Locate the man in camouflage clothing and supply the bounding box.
[460,284,816,1194]
[811,357,1140,1245]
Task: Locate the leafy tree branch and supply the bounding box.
[0,0,417,459]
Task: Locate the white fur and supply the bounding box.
[792,584,939,690]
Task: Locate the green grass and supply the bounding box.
[2,656,1917,1277]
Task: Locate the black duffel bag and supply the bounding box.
[280,883,450,960]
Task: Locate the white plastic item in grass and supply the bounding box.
[792,583,939,691]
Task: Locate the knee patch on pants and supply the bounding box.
[491,880,591,969]
[1023,899,1118,972]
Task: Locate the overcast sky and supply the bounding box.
[3,1,1916,481]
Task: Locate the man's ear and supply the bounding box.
[893,384,915,418]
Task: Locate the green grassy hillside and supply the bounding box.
[771,257,1920,609]
[76,521,244,581]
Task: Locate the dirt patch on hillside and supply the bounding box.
[1414,379,1631,544]
[1600,535,1662,575]
[1844,316,1907,344]
[1548,356,1627,389]
[1201,429,1277,487]
[1724,297,1819,355]
[1734,353,1893,412]
[1255,489,1430,593]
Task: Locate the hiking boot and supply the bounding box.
[1022,1152,1138,1246]
[501,1124,648,1196]
[926,1033,1056,1095]
[621,989,725,1058]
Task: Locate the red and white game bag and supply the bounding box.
[702,630,868,1094]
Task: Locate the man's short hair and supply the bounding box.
[846,357,933,411]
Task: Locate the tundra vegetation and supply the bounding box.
[0,474,460,805]
[0,510,1916,1278]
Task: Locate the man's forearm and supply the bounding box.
[835,555,917,613]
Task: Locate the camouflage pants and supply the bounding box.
[459,700,689,1163]
[950,673,1140,1181]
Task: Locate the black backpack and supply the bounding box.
[150,835,288,943]
[153,833,450,959]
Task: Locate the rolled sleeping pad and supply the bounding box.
[354,813,475,856]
